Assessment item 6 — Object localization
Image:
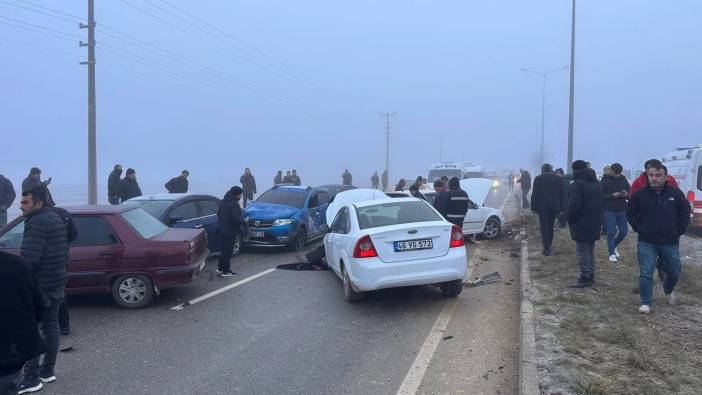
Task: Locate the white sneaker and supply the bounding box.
[614,248,621,258]
[638,305,651,314]
[665,292,676,305]
[608,254,618,262]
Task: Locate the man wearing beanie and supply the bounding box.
[216,186,244,277]
[22,167,55,207]
[117,168,142,203]
[434,177,469,228]
[567,160,603,288]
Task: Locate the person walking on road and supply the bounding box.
[107,165,122,205]
[409,184,426,201]
[342,169,353,186]
[601,163,630,262]
[517,169,532,209]
[16,189,69,394]
[216,186,245,277]
[370,172,380,189]
[507,173,515,191]
[117,168,142,203]
[567,161,604,288]
[434,177,469,227]
[531,164,565,256]
[274,170,283,186]
[22,168,55,207]
[0,173,15,227]
[165,170,189,194]
[240,168,257,207]
[395,179,407,192]
[381,170,388,191]
[0,251,46,395]
[627,162,690,314]
[290,170,301,186]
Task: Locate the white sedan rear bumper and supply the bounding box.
[347,247,467,292]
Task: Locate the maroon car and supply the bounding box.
[0,205,208,308]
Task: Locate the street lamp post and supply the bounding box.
[520,66,569,168]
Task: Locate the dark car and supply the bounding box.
[244,185,331,250]
[320,184,358,200]
[122,193,240,256]
[0,205,209,308]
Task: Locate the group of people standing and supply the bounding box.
[530,159,690,314]
[273,170,301,186]
[107,165,144,204]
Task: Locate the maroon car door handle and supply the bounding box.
[99,251,114,257]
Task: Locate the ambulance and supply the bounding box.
[428,163,464,183]
[661,146,702,226]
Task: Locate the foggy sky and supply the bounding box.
[1,0,701,202]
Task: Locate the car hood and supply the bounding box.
[326,189,389,226]
[245,202,299,220]
[459,178,493,206]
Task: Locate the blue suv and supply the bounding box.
[244,185,331,251]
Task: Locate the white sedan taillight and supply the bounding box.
[450,225,465,248]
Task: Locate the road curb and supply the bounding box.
[519,231,539,395]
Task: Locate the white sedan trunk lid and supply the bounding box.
[368,221,453,263]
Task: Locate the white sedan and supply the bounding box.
[324,196,467,302]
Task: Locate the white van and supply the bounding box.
[462,163,486,179]
[662,146,701,226]
[428,163,464,183]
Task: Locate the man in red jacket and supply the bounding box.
[630,159,678,196]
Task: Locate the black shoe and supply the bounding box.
[220,271,238,277]
[16,378,43,394]
[542,249,551,256]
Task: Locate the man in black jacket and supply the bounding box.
[0,174,15,227]
[274,170,283,186]
[217,186,244,277]
[117,168,142,202]
[554,168,570,228]
[342,169,353,186]
[409,184,426,201]
[107,165,122,205]
[567,161,604,288]
[17,189,68,393]
[627,163,690,314]
[290,170,301,186]
[165,170,189,194]
[601,163,630,263]
[48,206,78,337]
[0,252,46,395]
[22,168,55,208]
[434,177,469,228]
[518,169,532,209]
[240,168,257,208]
[531,164,565,256]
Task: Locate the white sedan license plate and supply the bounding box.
[251,231,264,238]
[394,239,433,252]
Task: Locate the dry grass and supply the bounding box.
[527,215,702,395]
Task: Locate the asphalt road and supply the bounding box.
[44,186,512,394]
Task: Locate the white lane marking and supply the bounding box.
[170,268,277,310]
[498,189,512,213]
[396,297,459,395]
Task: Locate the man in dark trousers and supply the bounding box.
[381,170,389,191]
[531,163,565,256]
[117,168,142,202]
[0,252,46,395]
[627,162,690,314]
[107,165,122,205]
[48,206,78,337]
[0,173,15,227]
[217,186,244,277]
[165,170,189,193]
[517,169,532,209]
[16,189,68,393]
[601,163,630,263]
[274,170,283,186]
[342,169,353,186]
[567,161,604,288]
[240,168,257,207]
[370,172,380,189]
[22,168,55,207]
[434,177,469,228]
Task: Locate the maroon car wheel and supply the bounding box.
[111,274,155,309]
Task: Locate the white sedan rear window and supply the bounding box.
[356,201,442,230]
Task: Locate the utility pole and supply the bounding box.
[80,0,97,205]
[380,112,396,186]
[567,0,576,171]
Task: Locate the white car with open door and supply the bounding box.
[419,178,504,239]
[323,197,467,302]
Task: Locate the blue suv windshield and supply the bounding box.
[255,189,307,209]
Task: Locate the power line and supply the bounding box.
[0,19,81,41]
[0,36,76,56]
[13,0,84,21]
[0,15,83,39]
[0,0,80,24]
